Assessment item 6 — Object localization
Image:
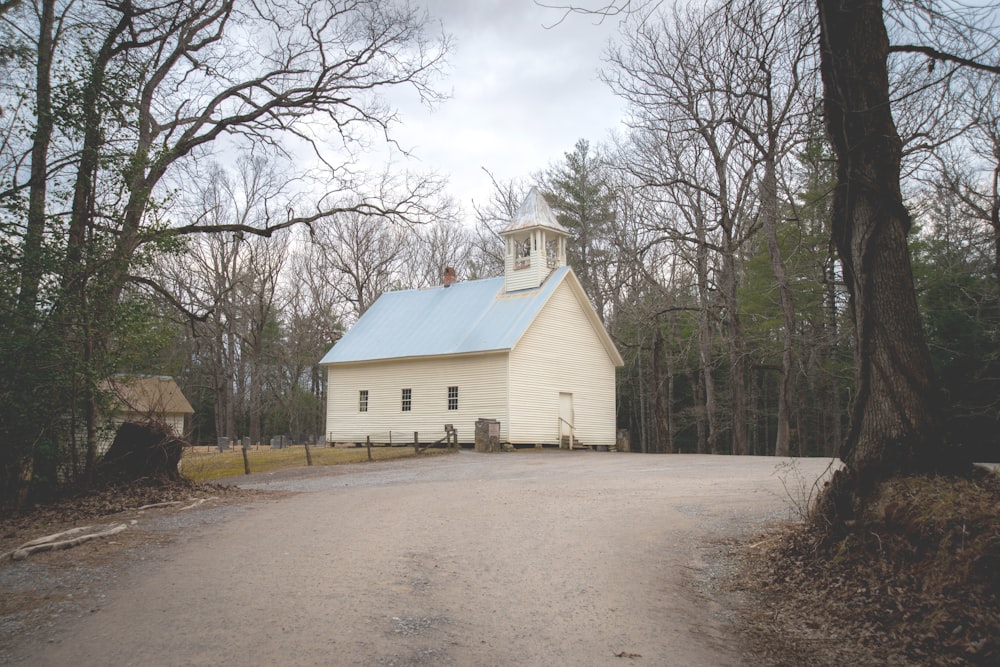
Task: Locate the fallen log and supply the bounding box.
[17,525,97,549]
[135,501,183,511]
[179,496,217,511]
[1,525,96,560]
[2,522,134,561]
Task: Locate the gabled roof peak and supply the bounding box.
[501,187,570,236]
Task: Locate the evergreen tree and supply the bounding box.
[540,139,617,322]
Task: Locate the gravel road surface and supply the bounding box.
[2,451,835,666]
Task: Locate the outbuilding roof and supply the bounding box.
[321,266,575,364]
[108,376,194,415]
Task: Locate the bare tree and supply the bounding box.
[470,169,531,278]
[306,209,410,322]
[162,231,242,443]
[275,247,344,441]
[78,0,450,303]
[813,0,999,519]
[936,77,1000,296]
[241,234,288,445]
[607,1,765,455]
[157,158,289,445]
[602,156,696,453]
[406,211,475,288]
[7,0,58,325]
[724,0,818,456]
[0,0,452,491]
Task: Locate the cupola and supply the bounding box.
[500,188,570,293]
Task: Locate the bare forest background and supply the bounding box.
[1,0,998,503]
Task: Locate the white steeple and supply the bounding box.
[499,188,570,293]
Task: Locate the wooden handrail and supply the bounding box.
[557,416,575,450]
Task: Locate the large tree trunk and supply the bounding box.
[312,365,325,442]
[651,324,673,453]
[761,157,796,457]
[815,0,967,520]
[692,369,707,454]
[666,315,680,453]
[822,245,843,458]
[696,237,719,455]
[82,299,99,484]
[636,340,649,453]
[99,421,184,483]
[17,0,55,323]
[991,162,999,298]
[720,237,748,455]
[249,365,262,445]
[225,330,238,440]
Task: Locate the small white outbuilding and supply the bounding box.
[320,188,623,448]
[98,375,194,453]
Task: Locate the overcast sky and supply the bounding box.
[384,0,628,219]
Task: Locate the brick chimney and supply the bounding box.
[443,266,457,287]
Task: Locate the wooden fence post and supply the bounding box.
[366,435,372,461]
[241,443,251,476]
[304,441,313,466]
[414,431,419,453]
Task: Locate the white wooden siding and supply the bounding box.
[326,352,509,444]
[508,280,617,446]
[504,253,543,292]
[503,231,555,293]
[164,414,186,437]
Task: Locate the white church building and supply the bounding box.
[320,188,623,448]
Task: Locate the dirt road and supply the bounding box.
[3,451,834,666]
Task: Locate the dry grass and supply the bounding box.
[179,444,454,482]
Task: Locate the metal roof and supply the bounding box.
[501,187,570,235]
[320,267,571,364]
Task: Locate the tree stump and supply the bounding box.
[98,421,184,482]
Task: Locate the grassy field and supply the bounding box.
[180,444,456,483]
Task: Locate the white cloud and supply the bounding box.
[382,0,627,218]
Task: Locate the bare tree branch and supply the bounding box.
[129,275,213,323]
[889,43,1000,75]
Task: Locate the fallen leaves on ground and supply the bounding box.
[0,478,257,557]
[732,472,1000,667]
